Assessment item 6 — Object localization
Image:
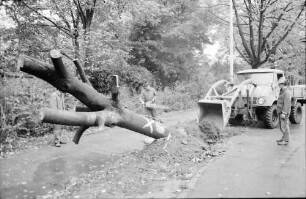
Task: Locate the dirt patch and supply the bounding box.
[186,119,221,145]
[39,121,246,199]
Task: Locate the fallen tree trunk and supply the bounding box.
[18,50,169,144]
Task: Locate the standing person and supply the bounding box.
[276,77,291,145]
[50,90,66,147]
[139,82,158,120]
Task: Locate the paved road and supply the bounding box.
[2,107,304,198]
[186,116,305,198]
[0,109,196,199]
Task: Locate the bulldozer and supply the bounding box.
[198,68,306,129]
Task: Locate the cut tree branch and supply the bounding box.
[18,51,169,143]
[40,108,120,127]
[73,126,90,144]
[17,54,112,109]
[50,50,69,79]
[73,59,92,86]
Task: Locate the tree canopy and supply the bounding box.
[0,0,305,86]
[232,0,305,69]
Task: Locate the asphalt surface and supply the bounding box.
[1,108,305,198]
[186,115,306,198]
[0,109,197,199]
[0,127,145,198]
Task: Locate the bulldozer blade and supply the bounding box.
[198,100,231,129]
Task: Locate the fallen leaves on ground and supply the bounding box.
[39,121,246,198]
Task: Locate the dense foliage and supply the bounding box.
[232,0,305,69]
[0,76,54,156]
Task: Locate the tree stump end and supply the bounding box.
[50,49,62,59]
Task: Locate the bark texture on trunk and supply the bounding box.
[18,50,169,144]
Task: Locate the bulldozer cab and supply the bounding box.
[236,68,284,84]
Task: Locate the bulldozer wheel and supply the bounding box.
[264,104,279,129]
[289,102,302,124]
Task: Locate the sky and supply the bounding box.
[203,41,221,63]
[0,6,16,28]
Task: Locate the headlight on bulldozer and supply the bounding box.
[257,98,265,105]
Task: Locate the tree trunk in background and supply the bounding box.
[0,75,6,128]
[83,28,93,69]
[72,35,81,60]
[75,0,97,69]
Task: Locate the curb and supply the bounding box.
[178,157,217,198]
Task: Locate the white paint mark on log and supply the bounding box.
[142,118,154,134]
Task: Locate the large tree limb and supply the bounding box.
[40,105,168,139]
[40,108,121,127]
[234,35,251,65]
[17,54,112,110]
[73,59,92,86]
[73,126,90,144]
[60,50,92,87]
[18,51,169,143]
[58,50,93,134]
[50,50,70,79]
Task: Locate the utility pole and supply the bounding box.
[229,0,234,83]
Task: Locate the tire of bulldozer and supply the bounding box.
[289,102,302,124]
[264,104,279,129]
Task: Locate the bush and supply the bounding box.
[0,125,19,157]
[86,66,154,95]
[157,87,195,111]
[157,73,216,111]
[0,77,55,157]
[120,66,154,93]
[119,86,144,113]
[86,69,113,94]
